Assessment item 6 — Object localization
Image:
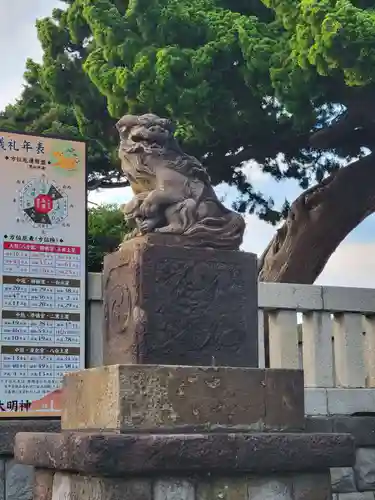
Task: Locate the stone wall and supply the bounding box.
[2,416,375,499]
[1,416,375,499]
[37,472,334,499]
[0,421,59,500]
[2,459,33,500]
[307,415,375,498]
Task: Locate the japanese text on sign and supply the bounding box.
[0,130,86,417]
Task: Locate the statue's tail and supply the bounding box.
[183,211,245,250]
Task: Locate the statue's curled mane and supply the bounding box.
[116,113,210,184]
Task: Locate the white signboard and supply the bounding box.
[0,131,86,417]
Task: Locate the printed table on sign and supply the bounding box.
[2,276,81,311]
[0,346,80,397]
[1,311,81,345]
[3,242,81,278]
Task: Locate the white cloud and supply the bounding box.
[88,187,132,206]
[317,242,375,288]
[0,0,62,110]
[242,160,271,185]
[241,215,277,255]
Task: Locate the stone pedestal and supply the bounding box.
[103,235,258,367]
[61,365,305,432]
[14,365,355,500]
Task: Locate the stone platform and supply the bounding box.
[15,430,354,476]
[14,365,356,500]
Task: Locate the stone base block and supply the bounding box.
[5,459,34,500]
[0,419,59,455]
[34,470,53,500]
[306,415,375,447]
[61,365,304,432]
[103,235,258,367]
[354,447,375,491]
[15,431,354,475]
[51,473,150,500]
[42,472,332,500]
[334,494,375,500]
[330,467,357,494]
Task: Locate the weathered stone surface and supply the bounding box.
[51,474,70,500]
[334,416,375,447]
[5,460,34,500]
[306,415,375,448]
[354,447,375,491]
[247,478,293,500]
[154,480,195,500]
[264,369,304,430]
[14,431,354,475]
[34,470,54,500]
[304,388,328,415]
[103,235,258,367]
[0,420,59,455]
[305,417,334,434]
[334,493,375,500]
[0,460,5,500]
[331,467,357,494]
[197,475,330,500]
[61,365,304,432]
[51,472,151,500]
[197,477,249,500]
[293,473,331,500]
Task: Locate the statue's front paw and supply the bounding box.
[139,220,151,234]
[138,217,159,234]
[139,201,157,218]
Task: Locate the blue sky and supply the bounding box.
[1,0,374,287]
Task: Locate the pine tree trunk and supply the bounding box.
[258,154,375,284]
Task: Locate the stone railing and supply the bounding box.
[257,282,375,498]
[257,282,375,414]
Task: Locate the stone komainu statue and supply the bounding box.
[116,113,245,250]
